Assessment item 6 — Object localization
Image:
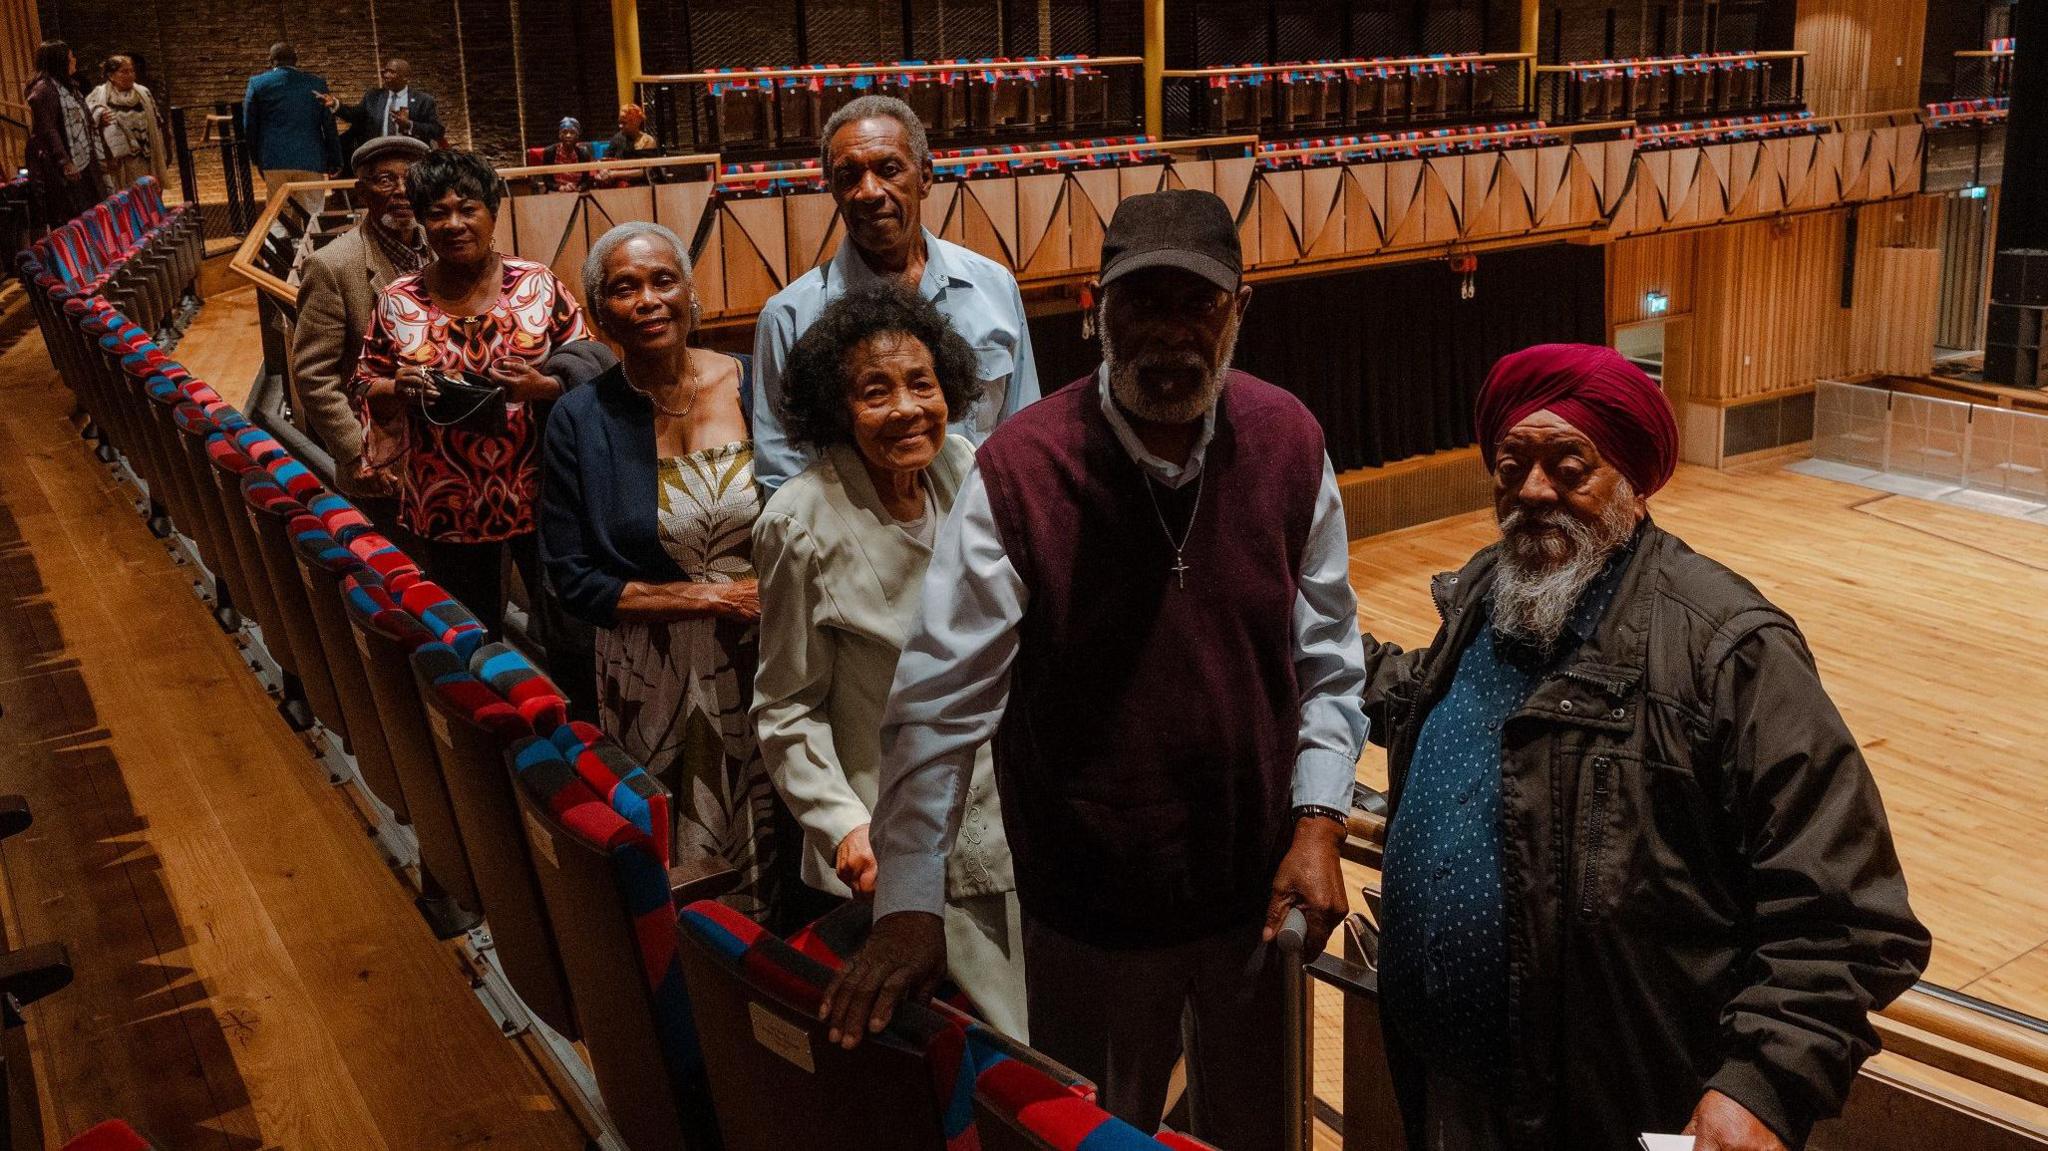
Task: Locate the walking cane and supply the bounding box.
[1277,906,1313,1151]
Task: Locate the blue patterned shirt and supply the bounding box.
[1378,551,1630,1084]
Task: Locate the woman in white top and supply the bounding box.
[87,55,167,191]
[751,281,1026,1039]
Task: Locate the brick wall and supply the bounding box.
[34,0,625,164]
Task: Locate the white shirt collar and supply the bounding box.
[1096,364,1216,490]
[830,228,972,301]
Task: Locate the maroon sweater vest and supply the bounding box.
[977,370,1325,948]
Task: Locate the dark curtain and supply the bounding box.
[1028,243,1606,472]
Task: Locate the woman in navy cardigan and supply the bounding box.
[541,220,794,923]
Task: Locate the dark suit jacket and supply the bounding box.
[341,87,443,156]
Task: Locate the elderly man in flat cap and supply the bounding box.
[1364,344,1931,1151]
[291,133,433,514]
[819,188,1369,1150]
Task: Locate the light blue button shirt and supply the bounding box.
[751,228,1040,494]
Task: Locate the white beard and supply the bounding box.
[1491,479,1639,650]
[1101,310,1240,425]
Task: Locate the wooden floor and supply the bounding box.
[1344,459,2048,1019]
[0,318,583,1148]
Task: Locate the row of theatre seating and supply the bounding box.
[16,180,1225,1151]
[720,134,1185,194]
[1,175,34,286]
[1631,108,1824,150]
[1183,54,1510,136]
[697,56,1120,151]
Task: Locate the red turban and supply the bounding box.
[1474,343,1679,496]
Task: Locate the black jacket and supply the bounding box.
[1362,521,1930,1151]
[341,87,443,156]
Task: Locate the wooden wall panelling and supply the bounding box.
[1384,160,1429,249]
[962,179,1019,270]
[1067,177,1106,275]
[1422,159,1461,245]
[1849,246,1942,376]
[1500,150,1537,234]
[1015,172,1068,276]
[923,182,962,244]
[0,0,37,172]
[1607,230,1699,331]
[1797,0,1928,119]
[693,210,728,317]
[1534,145,1571,230]
[507,191,579,277]
[1302,167,1347,260]
[718,205,780,317]
[1261,169,1307,265]
[1466,156,1498,238]
[1935,189,1998,351]
[1345,165,1387,254]
[783,192,840,281]
[1166,158,1214,197]
[1690,211,1852,402]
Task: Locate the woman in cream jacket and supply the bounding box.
[751,281,1025,1038]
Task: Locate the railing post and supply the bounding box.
[218,101,255,237]
[1142,0,1164,138]
[169,106,199,208]
[611,0,642,112]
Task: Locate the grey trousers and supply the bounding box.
[1023,916,1286,1151]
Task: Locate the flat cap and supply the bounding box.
[350,134,431,172]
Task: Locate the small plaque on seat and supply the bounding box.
[748,1000,815,1073]
[523,809,559,870]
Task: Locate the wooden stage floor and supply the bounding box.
[0,313,585,1147]
[1345,459,2048,1019]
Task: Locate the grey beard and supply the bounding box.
[1101,313,1239,425]
[1491,480,1639,650]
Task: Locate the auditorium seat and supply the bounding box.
[240,467,349,740]
[205,431,302,679]
[170,402,254,628]
[409,639,578,1037]
[509,734,721,1151]
[341,574,484,920]
[287,512,411,822]
[58,1121,159,1151]
[544,719,672,868]
[973,1055,1218,1151]
[677,898,996,1151]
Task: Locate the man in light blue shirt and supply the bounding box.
[751,95,1038,493]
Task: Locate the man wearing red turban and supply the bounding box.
[1360,344,1928,1151]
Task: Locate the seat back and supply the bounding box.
[675,900,957,1151]
[241,468,346,735]
[289,514,407,818]
[974,1057,1211,1151]
[409,641,577,1037]
[510,736,718,1151]
[341,575,481,914]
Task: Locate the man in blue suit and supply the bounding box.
[243,42,340,217]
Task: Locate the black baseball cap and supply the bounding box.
[1098,188,1242,294]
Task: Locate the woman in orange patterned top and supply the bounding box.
[352,148,588,633]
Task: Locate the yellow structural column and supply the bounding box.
[1520,0,1540,106]
[1143,0,1165,137]
[612,0,643,112]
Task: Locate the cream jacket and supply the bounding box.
[751,435,1013,900]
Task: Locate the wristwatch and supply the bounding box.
[1293,804,1348,827]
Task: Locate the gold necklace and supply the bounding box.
[625,353,702,419]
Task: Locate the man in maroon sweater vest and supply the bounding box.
[820,190,1371,1148]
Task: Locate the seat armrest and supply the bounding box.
[670,863,743,906]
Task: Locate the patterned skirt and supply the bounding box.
[596,615,787,918]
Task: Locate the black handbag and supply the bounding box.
[420,370,506,433]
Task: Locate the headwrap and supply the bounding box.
[558,116,581,133]
[619,103,644,121]
[1475,343,1679,496]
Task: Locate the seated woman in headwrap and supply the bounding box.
[544,117,592,193]
[750,281,1026,1039]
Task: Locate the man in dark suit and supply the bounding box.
[334,58,442,157]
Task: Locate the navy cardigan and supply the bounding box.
[540,351,753,629]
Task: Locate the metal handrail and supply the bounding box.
[498,152,719,179]
[1536,49,1809,72]
[716,135,1256,185]
[636,55,1145,87]
[1163,51,1534,79]
[1254,119,1628,164]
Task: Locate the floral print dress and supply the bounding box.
[595,403,785,917]
[351,256,587,542]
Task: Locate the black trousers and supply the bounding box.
[417,532,538,639]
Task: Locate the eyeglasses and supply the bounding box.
[364,172,407,193]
